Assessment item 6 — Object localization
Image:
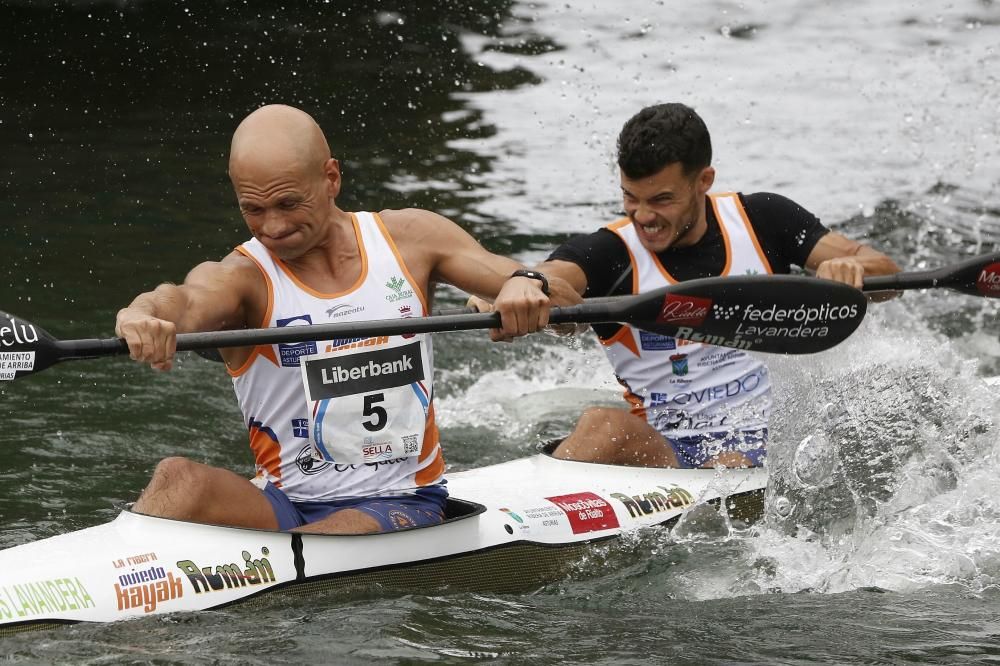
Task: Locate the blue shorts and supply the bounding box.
[261,482,448,532]
[667,429,767,469]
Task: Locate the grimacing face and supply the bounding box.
[234,160,337,260]
[621,162,713,253]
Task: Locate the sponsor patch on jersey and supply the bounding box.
[276,314,318,368]
[325,336,390,354]
[385,275,415,303]
[303,341,425,400]
[639,330,677,351]
[670,353,689,376]
[291,418,309,438]
[399,305,416,339]
[295,444,332,475]
[325,303,365,319]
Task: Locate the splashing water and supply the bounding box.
[744,303,1000,596]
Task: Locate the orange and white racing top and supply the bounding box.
[601,193,774,438]
[230,211,445,502]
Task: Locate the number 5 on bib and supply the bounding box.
[300,340,429,464]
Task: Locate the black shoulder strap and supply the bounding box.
[604,264,634,297]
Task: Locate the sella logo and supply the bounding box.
[976,264,1000,296]
[657,294,712,327]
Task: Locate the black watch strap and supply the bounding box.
[510,269,550,296]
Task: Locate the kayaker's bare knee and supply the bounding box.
[146,456,205,497]
[553,408,620,460]
[134,457,208,517]
[133,457,278,528]
[554,407,680,467]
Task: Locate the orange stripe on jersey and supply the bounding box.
[727,193,774,274]
[272,214,370,299]
[418,403,440,463]
[414,404,445,486]
[623,387,647,420]
[248,420,283,488]
[606,217,633,233]
[606,217,644,292]
[229,247,276,378]
[649,256,679,284]
[708,193,735,276]
[599,324,640,357]
[415,449,445,487]
[257,344,279,367]
[372,212,429,315]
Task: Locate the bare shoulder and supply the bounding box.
[377,208,474,264]
[182,251,268,327]
[376,208,491,290]
[377,207,456,239]
[184,251,262,290]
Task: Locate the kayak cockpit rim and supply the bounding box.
[123,496,487,534]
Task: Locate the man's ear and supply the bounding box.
[324,158,342,197]
[697,166,716,194]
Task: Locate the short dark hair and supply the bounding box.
[616,103,712,179]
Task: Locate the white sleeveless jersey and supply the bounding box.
[602,193,774,438]
[229,212,445,502]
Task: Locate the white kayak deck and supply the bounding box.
[0,453,766,635]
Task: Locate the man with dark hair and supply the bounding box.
[483,102,899,468]
[617,103,713,180]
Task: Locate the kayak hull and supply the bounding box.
[0,453,766,636]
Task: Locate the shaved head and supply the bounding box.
[229,105,331,184]
[227,105,346,260]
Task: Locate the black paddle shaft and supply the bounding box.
[7,252,999,382]
[0,274,869,381]
[864,251,1000,297]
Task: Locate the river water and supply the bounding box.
[2,0,1000,663]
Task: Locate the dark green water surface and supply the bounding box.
[3,1,1000,663]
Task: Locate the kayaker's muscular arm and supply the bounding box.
[115,254,261,370]
[469,259,588,342]
[381,208,578,336]
[530,260,588,296]
[807,231,901,288]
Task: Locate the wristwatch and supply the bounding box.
[510,269,550,296]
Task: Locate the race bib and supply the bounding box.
[300,341,429,464]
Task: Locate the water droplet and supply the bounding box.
[793,432,838,488]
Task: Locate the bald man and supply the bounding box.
[115,105,563,534]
